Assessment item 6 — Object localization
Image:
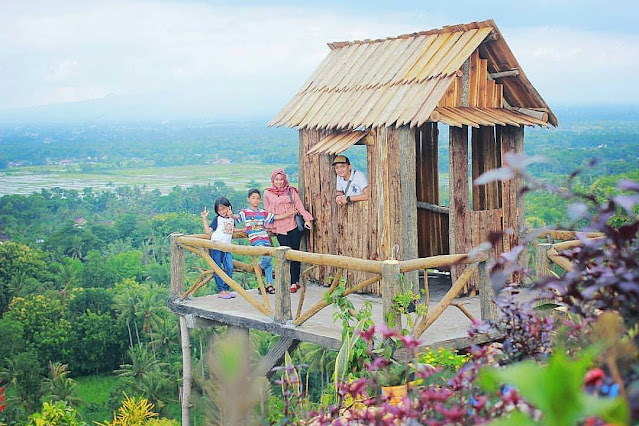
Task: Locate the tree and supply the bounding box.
[0,351,43,417]
[0,319,25,369]
[0,242,49,315]
[83,250,116,289]
[69,311,126,374]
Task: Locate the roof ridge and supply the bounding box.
[327,19,494,50]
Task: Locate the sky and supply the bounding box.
[1,0,638,120]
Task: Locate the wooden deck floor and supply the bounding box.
[168,275,492,351]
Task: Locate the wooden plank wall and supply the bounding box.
[496,125,524,254]
[471,126,502,210]
[440,49,504,108]
[301,129,380,293]
[415,123,449,258]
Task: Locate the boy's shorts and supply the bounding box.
[259,255,272,270]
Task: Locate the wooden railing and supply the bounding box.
[169,233,496,339]
[531,230,605,278]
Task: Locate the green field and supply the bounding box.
[0,163,292,196]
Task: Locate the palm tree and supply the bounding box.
[113,282,143,349]
[115,347,165,390]
[42,362,84,408]
[149,316,178,362]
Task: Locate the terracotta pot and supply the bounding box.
[381,384,407,406]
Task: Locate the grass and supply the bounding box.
[75,374,119,424]
[0,163,292,196]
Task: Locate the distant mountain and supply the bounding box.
[0,91,277,124]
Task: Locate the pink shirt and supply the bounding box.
[263,188,313,234]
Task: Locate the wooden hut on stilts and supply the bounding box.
[169,19,558,424]
[269,19,556,294]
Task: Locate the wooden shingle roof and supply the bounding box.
[270,20,557,130]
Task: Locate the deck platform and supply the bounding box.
[168,275,490,351]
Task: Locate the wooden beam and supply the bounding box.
[179,315,192,426]
[489,69,519,79]
[381,260,401,329]
[449,126,472,284]
[478,260,498,320]
[461,58,470,107]
[535,243,553,281]
[511,107,548,122]
[254,337,300,378]
[170,233,185,298]
[416,201,450,215]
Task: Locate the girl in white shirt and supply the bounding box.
[201,197,236,299]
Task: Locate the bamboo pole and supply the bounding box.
[412,261,479,339]
[547,247,574,271]
[295,265,319,320]
[293,275,381,326]
[178,236,383,274]
[183,246,271,316]
[252,256,271,311]
[180,272,214,300]
[552,237,605,251]
[399,252,487,273]
[450,302,475,322]
[526,229,605,241]
[179,315,192,426]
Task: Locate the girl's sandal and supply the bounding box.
[290,283,301,293]
[260,285,276,295]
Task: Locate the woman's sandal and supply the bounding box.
[261,285,276,295]
[290,283,301,293]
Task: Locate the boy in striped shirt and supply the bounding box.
[238,189,297,294]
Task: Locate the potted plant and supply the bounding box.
[376,360,409,406]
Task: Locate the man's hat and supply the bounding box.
[332,155,350,166]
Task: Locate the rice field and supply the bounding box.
[0,163,291,196]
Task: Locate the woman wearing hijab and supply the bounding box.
[263,169,313,292]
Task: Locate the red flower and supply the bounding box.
[584,368,605,387]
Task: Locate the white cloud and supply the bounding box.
[505,26,639,104]
[0,1,637,115]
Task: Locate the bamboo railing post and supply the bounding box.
[478,259,498,320]
[381,260,401,329]
[274,246,292,323]
[178,315,192,425]
[535,243,553,280]
[170,233,185,299]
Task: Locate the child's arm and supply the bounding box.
[273,208,297,220]
[201,207,212,234]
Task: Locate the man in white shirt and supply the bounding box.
[333,155,369,206]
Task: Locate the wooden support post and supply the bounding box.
[449,126,472,284]
[178,315,192,426]
[478,260,498,320]
[535,243,553,280]
[170,233,185,299]
[254,337,300,378]
[381,260,401,329]
[274,246,292,323]
[399,125,419,294]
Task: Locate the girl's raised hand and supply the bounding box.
[201,206,209,218]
